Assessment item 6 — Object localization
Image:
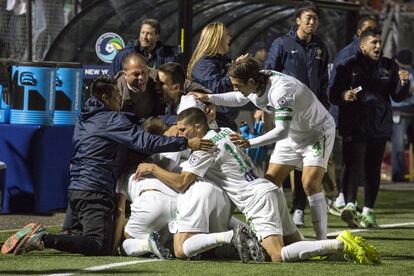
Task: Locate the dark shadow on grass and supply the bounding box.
[364,236,414,241]
[383,255,414,261]
[0,269,154,275]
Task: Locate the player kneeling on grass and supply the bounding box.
[1,77,213,256]
[136,108,381,264]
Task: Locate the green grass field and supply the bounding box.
[1,186,414,275]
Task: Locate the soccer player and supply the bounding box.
[114,106,244,260]
[136,108,380,264]
[191,57,335,240]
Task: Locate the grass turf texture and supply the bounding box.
[1,188,414,275]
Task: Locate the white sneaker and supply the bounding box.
[335,193,346,208]
[292,209,304,227]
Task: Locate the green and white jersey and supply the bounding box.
[181,128,277,213]
[248,70,335,144]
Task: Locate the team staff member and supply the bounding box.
[329,28,410,228]
[110,18,178,75]
[329,16,377,211]
[2,76,213,256]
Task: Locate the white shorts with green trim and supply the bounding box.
[269,128,335,170]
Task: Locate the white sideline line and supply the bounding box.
[327,221,414,237]
[45,258,161,276]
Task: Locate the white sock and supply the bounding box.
[281,239,342,261]
[308,192,328,240]
[362,207,373,215]
[122,238,150,256]
[183,231,234,257]
[229,216,249,228]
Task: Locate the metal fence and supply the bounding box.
[0,0,95,61]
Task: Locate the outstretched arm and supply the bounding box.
[231,119,290,148]
[135,163,197,192]
[189,91,250,107]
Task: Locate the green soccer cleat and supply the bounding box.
[1,223,42,254]
[341,203,360,228]
[329,202,344,217]
[359,210,378,228]
[336,230,371,265]
[14,226,47,255]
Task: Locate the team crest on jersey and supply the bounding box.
[315,48,322,60]
[189,154,201,166]
[277,96,288,108]
[379,68,390,79]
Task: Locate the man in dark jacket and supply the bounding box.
[328,16,377,212]
[2,76,212,256]
[329,28,410,228]
[264,1,330,231]
[110,18,179,76]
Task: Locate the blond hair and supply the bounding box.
[187,22,228,80]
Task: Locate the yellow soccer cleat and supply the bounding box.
[354,235,381,264]
[336,230,371,265]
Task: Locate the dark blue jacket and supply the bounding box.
[265,27,329,108]
[110,40,179,76]
[329,52,410,140]
[333,36,360,66]
[328,36,361,126]
[69,97,188,196]
[191,55,238,130]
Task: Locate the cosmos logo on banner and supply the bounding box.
[95,32,125,63]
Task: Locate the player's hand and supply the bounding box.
[134,163,155,181]
[253,109,265,122]
[188,92,210,102]
[399,70,409,85]
[235,53,250,62]
[187,137,214,151]
[343,88,359,102]
[164,125,179,137]
[230,133,251,148]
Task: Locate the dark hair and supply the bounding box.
[142,117,168,135]
[228,57,268,92]
[295,1,319,19]
[357,16,377,31]
[122,52,147,71]
[140,18,161,35]
[158,62,186,88]
[359,28,382,42]
[90,75,117,99]
[177,107,208,130]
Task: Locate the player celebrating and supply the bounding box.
[136,108,380,263]
[190,57,335,240]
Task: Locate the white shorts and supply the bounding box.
[270,128,335,170]
[125,190,177,246]
[245,189,297,241]
[169,180,232,233]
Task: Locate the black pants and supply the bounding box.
[42,190,115,256]
[342,137,387,208]
[292,170,307,211]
